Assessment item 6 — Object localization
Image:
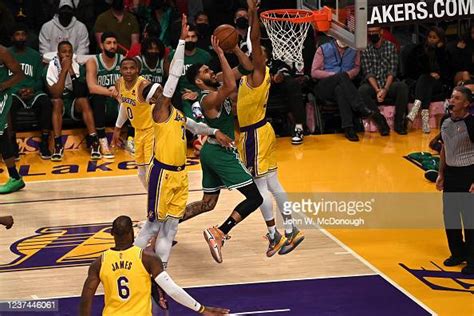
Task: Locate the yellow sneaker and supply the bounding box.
[278,228,305,255]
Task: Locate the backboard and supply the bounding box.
[298,0,368,49]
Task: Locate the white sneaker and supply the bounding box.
[291,128,304,145]
[421,109,430,134]
[99,138,115,159]
[407,101,421,122]
[125,136,135,154]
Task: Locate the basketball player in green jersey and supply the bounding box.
[166,24,211,120]
[185,37,269,264]
[86,32,123,159]
[137,37,165,85]
[8,24,53,159]
[0,45,25,194]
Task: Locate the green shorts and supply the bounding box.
[105,97,119,122]
[62,92,80,121]
[0,92,12,135]
[12,92,48,110]
[200,141,253,193]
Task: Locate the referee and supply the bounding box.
[436,86,474,275]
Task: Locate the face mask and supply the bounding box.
[58,11,73,27]
[235,17,248,29]
[195,23,209,36]
[185,41,196,51]
[13,40,26,49]
[104,49,116,58]
[369,34,380,45]
[146,52,159,65]
[112,0,124,11]
[335,39,348,48]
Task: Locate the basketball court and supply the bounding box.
[1,130,473,315]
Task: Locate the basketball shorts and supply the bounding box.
[200,141,253,193]
[238,120,277,177]
[134,127,154,166]
[62,94,81,121]
[0,92,12,135]
[12,92,48,110]
[147,158,188,221]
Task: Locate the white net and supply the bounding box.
[261,10,314,71]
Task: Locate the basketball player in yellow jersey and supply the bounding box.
[112,58,154,189]
[80,215,230,315]
[133,16,232,270]
[236,0,304,255]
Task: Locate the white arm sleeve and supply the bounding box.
[185,117,217,136]
[115,105,128,128]
[154,271,202,312]
[163,39,185,98]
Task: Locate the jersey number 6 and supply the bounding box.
[117,276,130,300]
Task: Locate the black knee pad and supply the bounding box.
[235,182,264,219]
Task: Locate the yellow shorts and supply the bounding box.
[134,127,154,166]
[147,159,188,221]
[238,121,277,177]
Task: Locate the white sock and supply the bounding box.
[138,165,147,190]
[267,171,294,234]
[414,99,421,107]
[254,176,274,223]
[268,225,276,239]
[295,124,303,130]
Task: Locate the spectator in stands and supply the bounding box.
[127,22,162,58]
[86,32,123,159]
[46,41,101,162]
[4,0,46,50]
[39,0,89,55]
[165,24,211,120]
[234,8,249,53]
[8,24,53,160]
[406,27,450,134]
[137,37,166,85]
[194,11,212,52]
[148,0,177,47]
[94,0,140,54]
[359,26,408,136]
[311,37,376,142]
[266,53,306,144]
[447,24,473,86]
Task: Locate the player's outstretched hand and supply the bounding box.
[214,130,234,149]
[180,14,189,40]
[211,36,224,56]
[202,306,230,315]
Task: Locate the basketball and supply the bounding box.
[213,24,239,51]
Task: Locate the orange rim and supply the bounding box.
[260,9,315,24]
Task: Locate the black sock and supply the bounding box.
[41,132,49,143]
[54,136,62,147]
[7,166,20,180]
[219,216,237,235]
[96,128,106,139]
[89,133,98,142]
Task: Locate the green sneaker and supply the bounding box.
[0,177,26,194]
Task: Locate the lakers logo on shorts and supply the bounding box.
[0,223,115,272]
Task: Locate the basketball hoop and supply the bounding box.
[261,7,331,72]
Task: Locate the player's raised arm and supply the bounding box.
[148,15,188,123]
[247,0,266,86]
[142,251,230,315]
[79,258,101,316]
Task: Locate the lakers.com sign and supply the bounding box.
[368,0,473,26]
